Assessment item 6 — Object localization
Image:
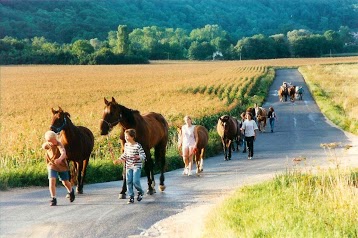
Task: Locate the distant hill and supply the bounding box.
[0,0,357,43]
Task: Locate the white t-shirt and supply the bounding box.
[241,120,258,137]
[181,125,196,147]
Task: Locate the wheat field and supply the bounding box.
[1,57,358,164]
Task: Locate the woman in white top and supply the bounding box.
[178,115,196,176]
[241,112,258,160]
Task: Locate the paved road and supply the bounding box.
[1,69,357,238]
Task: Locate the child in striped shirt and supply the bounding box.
[115,129,146,204]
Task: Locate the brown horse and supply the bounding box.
[50,107,94,194]
[288,86,296,102]
[256,107,267,132]
[100,97,168,197]
[278,86,289,102]
[177,125,209,174]
[217,115,239,161]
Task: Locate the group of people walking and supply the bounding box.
[42,104,278,205]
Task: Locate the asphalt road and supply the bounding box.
[1,69,357,238]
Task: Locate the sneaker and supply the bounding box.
[137,193,143,202]
[50,197,57,206]
[68,188,75,202]
[127,197,134,204]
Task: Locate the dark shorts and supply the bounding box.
[48,168,70,181]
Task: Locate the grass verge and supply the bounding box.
[203,166,358,238]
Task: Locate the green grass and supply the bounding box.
[203,168,358,238]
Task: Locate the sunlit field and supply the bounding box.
[299,63,358,134]
[1,57,357,168]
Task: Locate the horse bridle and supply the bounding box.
[100,118,121,129]
[51,117,67,133]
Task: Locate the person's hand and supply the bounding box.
[113,159,122,165]
[54,158,64,165]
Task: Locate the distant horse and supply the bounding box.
[177,125,209,174]
[100,97,168,197]
[278,86,289,102]
[50,107,94,194]
[288,86,296,102]
[256,107,267,132]
[217,115,239,161]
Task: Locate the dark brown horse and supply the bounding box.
[217,115,239,161]
[50,107,94,194]
[100,97,168,197]
[288,86,296,102]
[177,125,209,174]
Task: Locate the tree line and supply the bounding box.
[1,0,356,44]
[0,24,357,65]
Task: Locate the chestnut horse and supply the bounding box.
[288,86,296,102]
[50,107,94,194]
[278,86,289,102]
[177,125,209,174]
[100,97,168,197]
[256,107,267,132]
[217,115,239,161]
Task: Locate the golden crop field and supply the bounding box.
[1,57,358,164]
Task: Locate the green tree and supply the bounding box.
[71,39,94,64]
[323,30,343,54]
[188,41,215,60]
[235,34,276,59]
[117,25,129,55]
[270,34,290,58]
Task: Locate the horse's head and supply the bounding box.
[100,97,121,135]
[217,115,231,135]
[50,107,70,133]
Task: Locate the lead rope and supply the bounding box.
[106,135,117,161]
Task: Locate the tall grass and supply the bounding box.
[203,146,358,238]
[299,64,358,135]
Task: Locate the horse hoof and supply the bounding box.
[159,185,166,192]
[119,193,126,199]
[76,189,83,194]
[147,189,156,195]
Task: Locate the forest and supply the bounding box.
[0,0,357,64]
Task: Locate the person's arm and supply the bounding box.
[137,144,146,161]
[178,126,184,149]
[54,142,67,165]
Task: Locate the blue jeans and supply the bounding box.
[126,167,144,198]
[269,118,275,132]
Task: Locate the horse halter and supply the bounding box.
[100,118,121,129]
[51,117,67,133]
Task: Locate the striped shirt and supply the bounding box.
[119,142,146,169]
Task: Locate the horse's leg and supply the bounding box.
[75,161,83,194]
[119,164,127,199]
[77,158,89,194]
[144,155,155,195]
[222,138,227,160]
[227,140,232,160]
[199,148,204,172]
[155,144,166,192]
